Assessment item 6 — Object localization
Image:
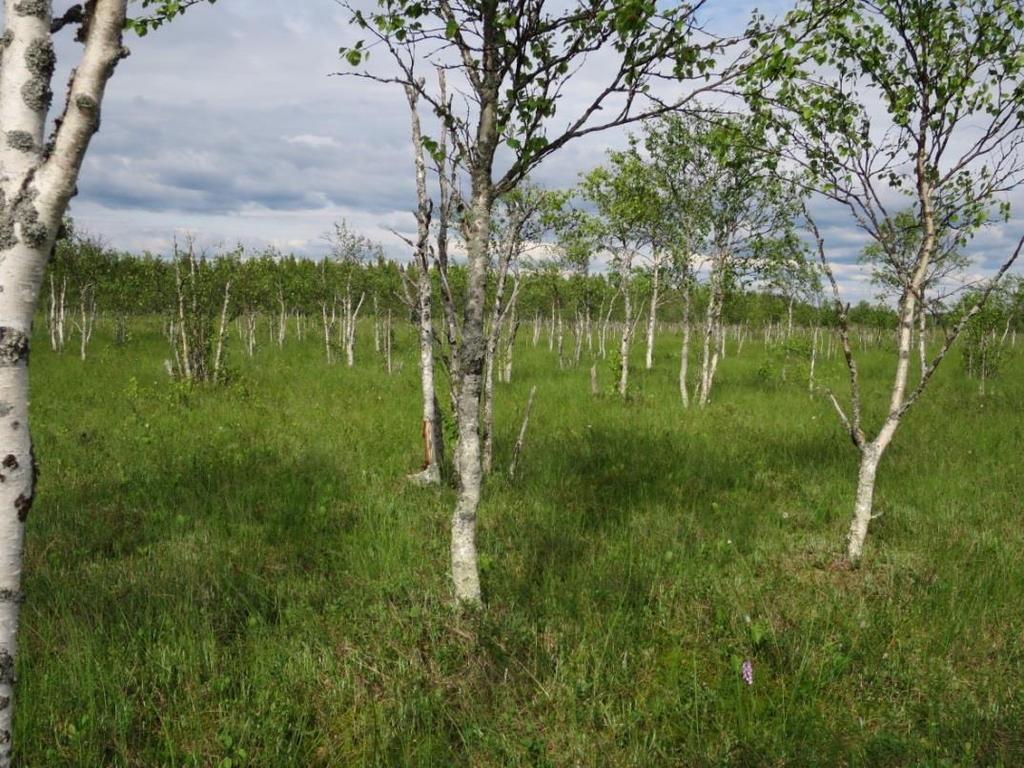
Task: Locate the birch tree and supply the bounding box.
[641,115,801,406]
[579,150,663,397]
[341,0,754,604]
[640,115,715,406]
[403,83,445,486]
[0,0,213,760]
[747,0,1024,562]
[325,220,377,368]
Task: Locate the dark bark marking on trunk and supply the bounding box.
[14,495,31,523]
[0,330,28,367]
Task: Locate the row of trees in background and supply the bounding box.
[56,223,1010,356]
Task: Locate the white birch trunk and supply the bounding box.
[507,385,536,480]
[617,252,634,396]
[679,287,691,408]
[450,176,490,606]
[917,305,927,383]
[808,325,818,395]
[0,1,129,758]
[213,280,231,383]
[384,309,392,375]
[644,253,660,370]
[847,444,882,561]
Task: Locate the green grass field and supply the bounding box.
[16,321,1024,766]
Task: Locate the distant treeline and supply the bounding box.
[43,232,909,332]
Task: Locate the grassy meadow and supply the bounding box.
[15,319,1024,766]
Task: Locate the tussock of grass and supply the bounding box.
[17,322,1024,766]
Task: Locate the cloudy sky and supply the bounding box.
[28,0,1024,302]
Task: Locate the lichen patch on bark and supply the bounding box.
[0,331,28,367]
[13,0,48,18]
[11,190,47,248]
[22,38,55,113]
[4,131,34,153]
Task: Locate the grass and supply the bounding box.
[15,319,1024,766]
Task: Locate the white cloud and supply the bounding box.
[284,134,340,149]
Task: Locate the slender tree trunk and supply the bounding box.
[698,255,726,407]
[508,385,537,480]
[449,167,493,606]
[809,325,818,395]
[412,267,443,484]
[78,293,89,361]
[404,84,445,485]
[481,343,498,474]
[679,286,691,408]
[48,275,57,351]
[385,309,392,374]
[555,306,564,367]
[345,291,364,367]
[618,283,633,397]
[644,253,660,370]
[277,291,286,348]
[213,280,231,382]
[480,251,518,476]
[501,304,519,383]
[600,293,616,359]
[847,444,882,560]
[321,304,333,364]
[917,305,927,383]
[373,293,380,353]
